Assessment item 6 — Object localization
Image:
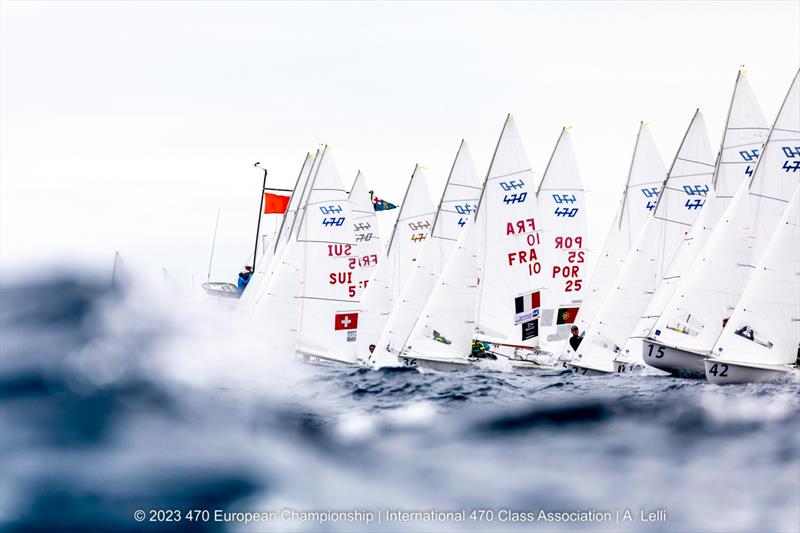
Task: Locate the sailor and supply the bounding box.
[368,344,376,354]
[237,266,254,293]
[735,325,754,341]
[569,326,584,351]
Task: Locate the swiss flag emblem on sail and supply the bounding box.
[334,312,359,331]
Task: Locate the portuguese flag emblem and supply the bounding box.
[556,307,580,325]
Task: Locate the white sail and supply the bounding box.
[294,148,360,363]
[250,147,358,364]
[648,70,800,357]
[536,127,589,352]
[474,114,545,352]
[401,210,484,365]
[241,153,315,306]
[348,171,382,300]
[373,141,482,364]
[567,122,666,354]
[623,70,768,361]
[573,110,715,372]
[709,187,799,366]
[360,165,435,363]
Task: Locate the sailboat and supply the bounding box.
[646,69,800,378]
[561,122,666,363]
[250,146,360,364]
[703,187,799,383]
[470,114,549,367]
[373,141,482,368]
[360,165,436,366]
[239,152,316,306]
[348,171,382,301]
[535,126,589,360]
[629,69,768,371]
[569,109,714,375]
[400,200,485,369]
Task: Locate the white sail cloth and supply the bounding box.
[648,70,800,358]
[360,165,435,364]
[250,147,360,364]
[573,110,715,372]
[623,70,768,361]
[566,122,666,358]
[373,141,482,365]
[709,186,800,366]
[474,115,545,353]
[536,127,588,353]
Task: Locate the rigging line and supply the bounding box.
[721,141,770,150]
[487,168,532,181]
[675,157,716,167]
[297,295,361,304]
[748,192,791,203]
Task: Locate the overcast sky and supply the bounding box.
[1,1,798,286]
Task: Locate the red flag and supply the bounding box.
[264,192,290,214]
[334,312,359,331]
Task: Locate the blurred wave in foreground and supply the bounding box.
[1,274,798,532]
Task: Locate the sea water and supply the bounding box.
[1,275,798,532]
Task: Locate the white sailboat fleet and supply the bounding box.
[645,69,799,380]
[215,68,798,384]
[570,109,716,374]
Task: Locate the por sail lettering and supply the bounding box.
[555,236,583,249]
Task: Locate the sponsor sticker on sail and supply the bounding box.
[513,290,541,325]
[521,318,539,341]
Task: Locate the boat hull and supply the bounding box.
[704,359,798,384]
[504,357,560,372]
[399,356,468,372]
[642,341,707,379]
[611,359,645,374]
[567,362,612,376]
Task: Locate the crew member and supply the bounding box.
[237,265,253,293]
[569,326,584,351]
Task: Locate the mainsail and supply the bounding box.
[624,70,768,360]
[709,186,799,367]
[711,189,800,365]
[360,165,435,363]
[474,114,545,354]
[572,110,715,372]
[348,171,382,301]
[241,152,315,306]
[372,141,482,364]
[250,146,358,363]
[536,127,588,353]
[567,122,666,355]
[648,70,800,358]
[401,204,485,366]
